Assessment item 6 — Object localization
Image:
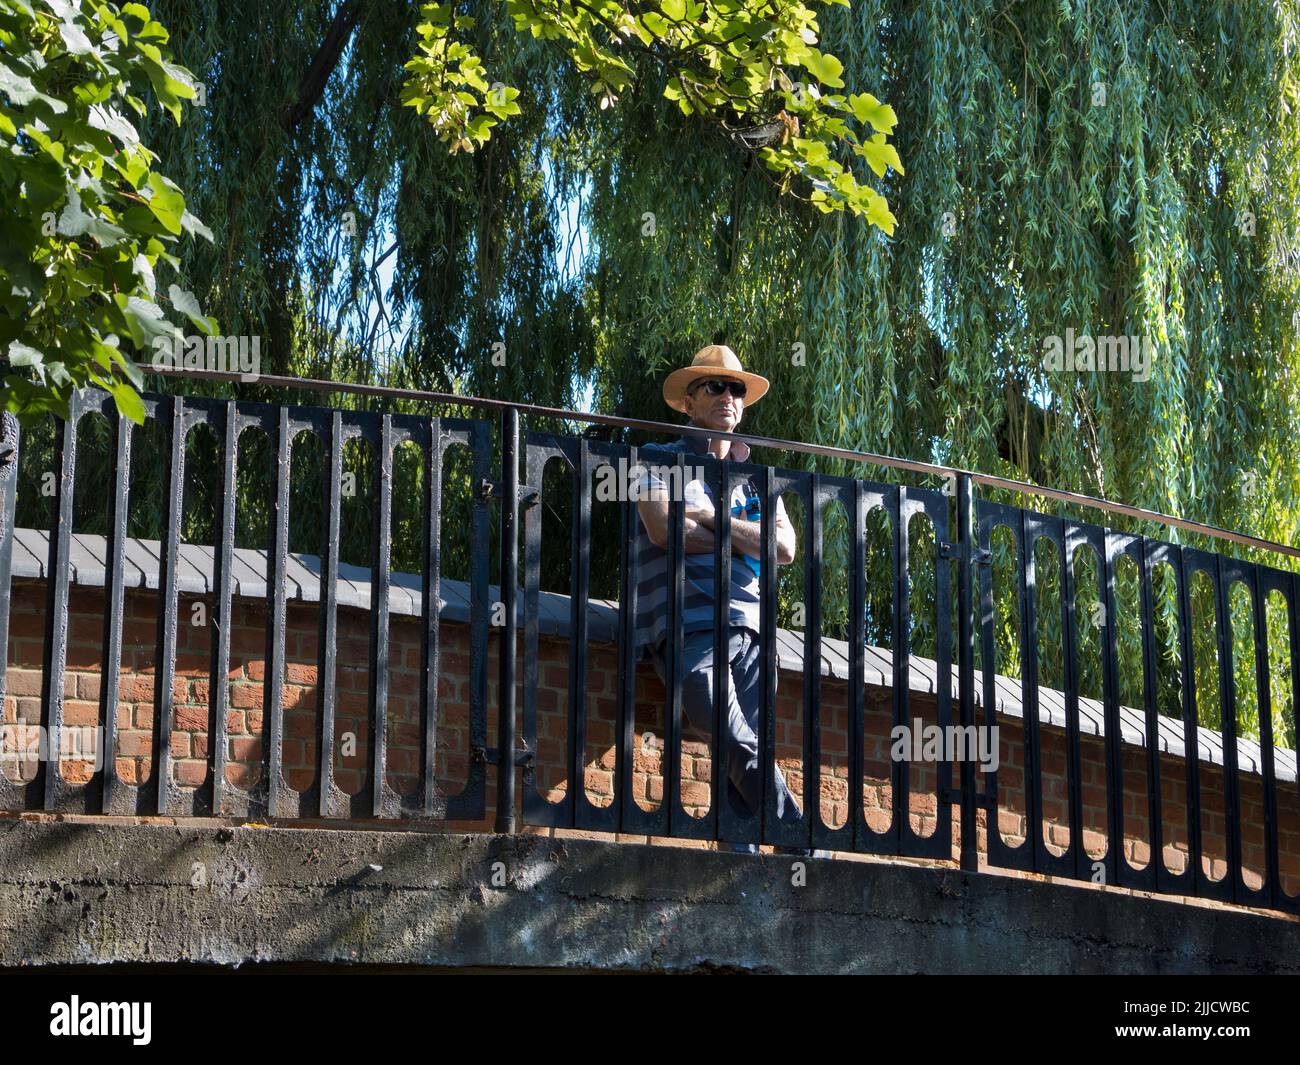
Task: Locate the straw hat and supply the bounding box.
[662,344,769,413]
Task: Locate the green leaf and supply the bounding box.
[146,171,185,234]
[855,134,905,177]
[0,59,68,113]
[57,19,96,56]
[8,340,44,370]
[132,253,156,297]
[180,209,214,242]
[849,92,898,134]
[87,103,140,147]
[793,137,830,167]
[102,338,144,389]
[140,56,197,121]
[115,293,181,350]
[865,191,897,234]
[802,50,844,88]
[47,0,81,22]
[168,284,213,332]
[57,186,128,246]
[106,376,146,425]
[639,11,668,36]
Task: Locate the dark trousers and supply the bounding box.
[649,626,804,852]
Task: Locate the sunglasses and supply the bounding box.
[689,378,747,399]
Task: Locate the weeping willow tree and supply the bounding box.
[572,0,1300,743]
[11,0,1300,742]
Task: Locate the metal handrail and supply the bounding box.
[138,362,1300,561]
[3,378,1298,916]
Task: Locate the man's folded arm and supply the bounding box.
[634,461,719,553]
[636,497,717,553]
[727,515,795,565]
[634,458,795,564]
[637,496,796,564]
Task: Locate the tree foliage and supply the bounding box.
[401,0,902,226]
[0,0,213,426]
[7,0,1300,746]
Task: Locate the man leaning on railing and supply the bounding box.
[634,344,826,858]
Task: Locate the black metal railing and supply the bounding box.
[1,370,1298,919]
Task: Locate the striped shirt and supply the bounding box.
[633,435,788,652]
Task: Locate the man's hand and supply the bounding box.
[685,493,716,529]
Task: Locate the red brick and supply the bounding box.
[230,683,262,709]
[229,737,262,762]
[62,700,99,726]
[117,731,152,757]
[174,706,207,732]
[2,670,42,698]
[225,764,261,790]
[119,677,154,703]
[585,767,613,797]
[59,760,95,785]
[283,662,318,686]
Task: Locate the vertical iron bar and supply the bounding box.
[369,415,395,817]
[1290,573,1300,899]
[420,417,442,817]
[209,402,238,815]
[1020,517,1046,872]
[264,408,291,818]
[40,406,77,811]
[1060,526,1084,877]
[152,396,184,815]
[931,497,955,859]
[709,457,726,843]
[520,440,542,817]
[616,445,640,831]
[1214,555,1243,902]
[98,412,130,813]
[956,474,978,871]
[712,456,734,843]
[1099,534,1124,887]
[0,413,19,811]
[802,476,822,850]
[666,451,685,834]
[1176,551,1204,895]
[975,505,1000,859]
[892,491,910,854]
[495,406,519,833]
[315,413,342,817]
[760,465,778,844]
[461,421,491,820]
[846,482,866,850]
[1138,539,1165,893]
[568,439,591,825]
[1251,566,1279,909]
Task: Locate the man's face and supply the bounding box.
[683,377,745,431]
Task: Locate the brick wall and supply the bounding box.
[4,579,1300,896]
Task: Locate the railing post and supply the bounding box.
[956,473,979,872]
[0,412,18,762]
[495,406,519,833]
